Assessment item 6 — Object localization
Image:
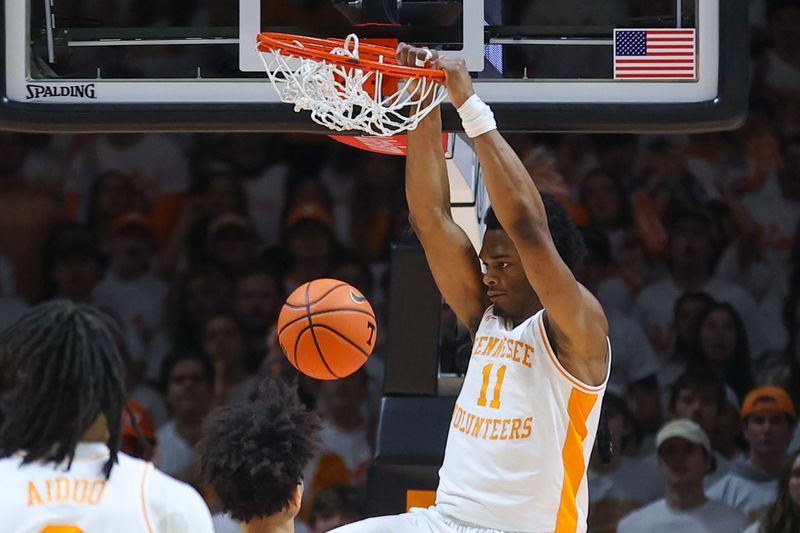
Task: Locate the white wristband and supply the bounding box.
[456,93,497,138]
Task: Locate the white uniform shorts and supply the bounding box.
[328,506,519,533]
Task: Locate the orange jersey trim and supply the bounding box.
[140,463,155,533]
[71,452,109,463]
[554,387,598,533]
[536,314,606,394]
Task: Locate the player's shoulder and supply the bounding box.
[143,459,201,503]
[0,454,26,481]
[143,460,214,532]
[0,453,22,469]
[115,454,210,517]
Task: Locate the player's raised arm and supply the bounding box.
[397,44,487,336]
[438,57,608,385]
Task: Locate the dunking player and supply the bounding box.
[333,46,611,533]
[0,301,214,532]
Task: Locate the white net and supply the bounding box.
[259,34,447,136]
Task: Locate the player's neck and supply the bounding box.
[497,304,541,329]
[81,414,109,442]
[245,514,295,533]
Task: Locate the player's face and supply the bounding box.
[479,229,539,322]
[658,438,709,485]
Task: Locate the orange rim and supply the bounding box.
[257,32,445,81]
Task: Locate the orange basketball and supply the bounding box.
[277,278,377,380]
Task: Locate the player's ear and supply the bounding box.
[288,480,303,518]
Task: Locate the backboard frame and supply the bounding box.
[239,0,485,73]
[0,0,749,133]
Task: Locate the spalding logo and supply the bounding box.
[26,83,97,100]
[350,290,366,304]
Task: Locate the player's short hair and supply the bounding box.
[484,194,586,270]
[308,485,365,528]
[0,300,128,478]
[200,378,320,522]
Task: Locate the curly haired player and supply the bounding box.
[0,300,214,532]
[200,377,321,533]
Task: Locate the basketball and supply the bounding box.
[277,278,377,380]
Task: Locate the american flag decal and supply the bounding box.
[614,29,696,80]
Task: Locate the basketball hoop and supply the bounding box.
[257,32,446,136]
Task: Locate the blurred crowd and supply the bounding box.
[3,0,800,531]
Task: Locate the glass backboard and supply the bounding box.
[2,0,749,132]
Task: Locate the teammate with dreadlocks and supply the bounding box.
[200,377,321,533]
[0,300,214,532]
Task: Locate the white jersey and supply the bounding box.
[436,308,610,533]
[0,442,214,533]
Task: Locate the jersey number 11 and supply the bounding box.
[477,364,507,409]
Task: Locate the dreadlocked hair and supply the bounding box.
[0,300,128,478]
[200,377,321,522]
